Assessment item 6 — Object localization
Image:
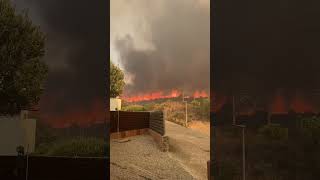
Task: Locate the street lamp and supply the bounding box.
[232,124,246,180]
[182,93,188,127]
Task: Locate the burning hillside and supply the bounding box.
[212,0,320,116]
[37,100,106,128]
[122,90,209,102]
[212,89,320,114]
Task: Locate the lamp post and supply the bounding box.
[233,124,246,180]
[232,93,246,180]
[233,95,236,125]
[182,93,188,127]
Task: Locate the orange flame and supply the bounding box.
[122,89,208,102]
[210,90,318,114]
[290,91,315,113]
[269,91,287,114]
[193,90,209,98]
[38,100,106,128]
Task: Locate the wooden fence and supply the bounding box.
[110,111,165,135]
[0,156,109,180]
[110,111,149,133]
[150,111,165,135]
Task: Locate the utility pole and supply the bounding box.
[233,124,246,180]
[116,108,120,135]
[182,92,188,127]
[233,95,236,125]
[185,101,188,127]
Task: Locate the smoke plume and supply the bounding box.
[14,0,108,125]
[111,0,210,96]
[213,0,320,93]
[212,0,320,112]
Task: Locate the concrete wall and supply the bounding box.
[0,112,36,155]
[110,98,122,111]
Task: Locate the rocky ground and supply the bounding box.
[110,121,210,180]
[166,121,210,180]
[110,135,195,180]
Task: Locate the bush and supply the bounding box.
[258,124,288,141]
[122,105,146,112]
[35,137,108,157]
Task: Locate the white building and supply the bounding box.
[0,110,36,155]
[110,98,122,111]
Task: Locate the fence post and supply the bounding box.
[117,109,120,134]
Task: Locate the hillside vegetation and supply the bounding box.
[122,98,210,127]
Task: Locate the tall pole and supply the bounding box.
[212,124,217,179]
[182,92,188,127]
[26,144,29,180]
[116,108,120,133]
[242,127,246,180]
[233,95,236,125]
[185,101,188,127]
[233,124,246,180]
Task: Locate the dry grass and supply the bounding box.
[188,120,210,135]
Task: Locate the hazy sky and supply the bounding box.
[13,0,108,125]
[111,0,210,95]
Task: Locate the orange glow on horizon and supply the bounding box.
[290,92,315,113]
[122,89,209,102]
[270,92,288,114]
[39,100,106,128]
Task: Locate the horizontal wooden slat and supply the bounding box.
[149,111,165,135]
[110,111,150,133]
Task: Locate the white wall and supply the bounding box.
[0,113,36,155]
[110,98,122,111]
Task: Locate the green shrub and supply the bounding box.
[122,105,146,112]
[35,137,108,157]
[258,124,288,141]
[300,117,320,145]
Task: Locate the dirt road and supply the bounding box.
[110,135,195,180]
[110,121,209,180]
[165,120,210,180]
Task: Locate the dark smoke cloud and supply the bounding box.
[113,0,210,95]
[213,0,320,96]
[13,0,108,119]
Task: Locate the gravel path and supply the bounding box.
[165,121,210,180]
[110,135,195,180]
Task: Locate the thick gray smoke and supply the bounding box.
[112,0,210,96]
[212,0,320,112]
[13,0,108,124]
[213,0,320,94]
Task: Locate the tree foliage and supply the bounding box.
[0,0,48,114]
[110,61,125,98]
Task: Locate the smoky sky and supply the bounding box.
[213,0,320,96]
[13,0,108,116]
[112,0,210,96]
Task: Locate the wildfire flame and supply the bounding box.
[212,90,317,114]
[193,90,209,98]
[290,91,315,113]
[122,89,209,102]
[38,100,106,128]
[269,92,287,114]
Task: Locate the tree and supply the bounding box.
[0,0,48,115]
[110,61,125,98]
